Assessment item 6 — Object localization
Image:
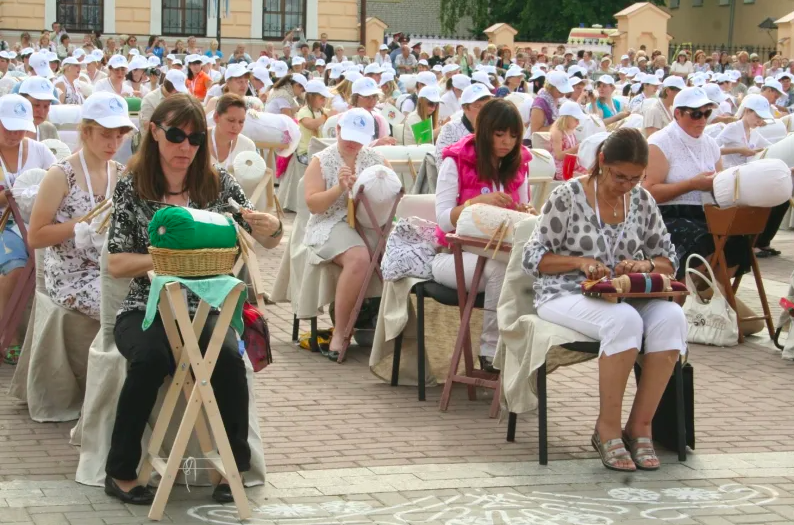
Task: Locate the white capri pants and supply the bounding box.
[431,252,507,358]
[537,294,688,357]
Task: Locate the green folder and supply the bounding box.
[411,118,433,145]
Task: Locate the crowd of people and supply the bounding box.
[0,24,792,502]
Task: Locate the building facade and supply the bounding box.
[665,0,793,49]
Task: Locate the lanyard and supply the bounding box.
[593,178,627,268]
[659,99,672,122]
[35,126,39,141]
[0,140,23,187]
[78,150,112,209]
[211,128,236,170]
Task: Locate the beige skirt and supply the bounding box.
[311,221,380,263]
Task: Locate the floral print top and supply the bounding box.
[107,168,254,316]
[44,159,123,320]
[522,179,677,308]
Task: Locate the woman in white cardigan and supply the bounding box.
[207,93,256,172]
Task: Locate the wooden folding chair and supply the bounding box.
[438,234,511,419]
[253,144,282,213]
[335,187,404,363]
[138,277,251,521]
[704,205,775,343]
[0,189,36,362]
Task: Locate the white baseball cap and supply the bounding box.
[432,64,443,73]
[19,77,57,101]
[202,56,215,65]
[471,71,494,89]
[451,73,471,91]
[569,76,583,87]
[596,75,615,85]
[352,77,381,97]
[379,44,389,51]
[166,53,176,61]
[128,49,140,56]
[338,108,375,145]
[20,47,35,56]
[185,54,202,64]
[343,70,363,83]
[418,85,442,103]
[329,63,344,80]
[559,100,586,120]
[171,59,183,66]
[567,65,585,78]
[225,63,249,80]
[271,61,289,78]
[704,83,727,104]
[62,57,80,66]
[663,76,686,90]
[291,73,308,88]
[129,55,149,70]
[442,63,460,75]
[777,72,794,82]
[82,92,137,130]
[315,58,326,67]
[379,71,395,85]
[641,74,661,85]
[47,52,60,63]
[29,52,54,78]
[753,75,764,84]
[165,69,189,93]
[148,56,161,67]
[364,63,383,75]
[738,94,773,120]
[673,87,714,109]
[626,66,640,78]
[108,55,129,70]
[256,55,271,66]
[554,65,565,72]
[620,55,629,61]
[0,95,35,132]
[505,68,524,79]
[84,54,99,65]
[546,70,573,94]
[305,79,332,98]
[529,69,546,81]
[246,62,257,71]
[655,69,665,79]
[291,56,305,66]
[729,70,742,81]
[690,73,707,87]
[251,66,272,88]
[91,49,104,60]
[418,59,429,66]
[0,51,14,60]
[460,83,493,105]
[416,71,438,87]
[714,73,730,84]
[763,77,785,95]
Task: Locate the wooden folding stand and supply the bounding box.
[335,186,404,363]
[703,205,775,343]
[439,234,511,419]
[253,144,282,213]
[0,189,36,362]
[233,227,268,311]
[138,276,250,521]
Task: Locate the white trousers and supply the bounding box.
[537,294,688,357]
[431,252,507,358]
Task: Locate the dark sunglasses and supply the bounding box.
[683,108,712,120]
[156,124,206,146]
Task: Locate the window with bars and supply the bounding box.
[57,0,103,33]
[163,0,207,37]
[262,0,306,40]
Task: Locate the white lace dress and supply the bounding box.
[303,144,386,262]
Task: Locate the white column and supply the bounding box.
[45,0,56,28]
[104,0,116,33]
[250,0,263,39]
[306,0,318,40]
[150,0,162,35]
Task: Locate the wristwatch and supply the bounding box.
[270,219,283,238]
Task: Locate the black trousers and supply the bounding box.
[756,201,789,249]
[105,310,251,481]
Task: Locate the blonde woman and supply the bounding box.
[529,71,571,134]
[402,86,441,145]
[206,38,223,60]
[328,75,354,113]
[38,32,56,53]
[379,72,400,104]
[54,57,84,104]
[186,35,201,55]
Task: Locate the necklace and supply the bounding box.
[598,184,621,218]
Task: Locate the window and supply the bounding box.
[718,0,730,5]
[57,0,103,33]
[743,0,754,3]
[669,0,679,8]
[262,0,306,40]
[163,0,207,36]
[692,0,703,6]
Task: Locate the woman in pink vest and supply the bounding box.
[432,98,536,372]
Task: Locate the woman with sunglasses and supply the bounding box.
[644,87,749,280]
[121,35,140,57]
[401,86,441,145]
[525,127,684,473]
[104,93,279,505]
[643,76,684,138]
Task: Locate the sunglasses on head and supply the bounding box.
[156,124,206,146]
[682,108,712,120]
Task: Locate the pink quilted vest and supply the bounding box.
[435,134,532,246]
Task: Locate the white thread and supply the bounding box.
[181,457,197,492]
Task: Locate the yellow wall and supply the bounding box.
[116,0,151,36]
[0,0,46,31]
[318,0,359,42]
[227,0,253,37]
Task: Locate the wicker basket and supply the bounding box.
[148,246,239,277]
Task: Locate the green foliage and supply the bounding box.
[440,0,665,41]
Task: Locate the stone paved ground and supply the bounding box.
[0,215,793,524]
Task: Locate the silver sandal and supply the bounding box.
[622,431,660,471]
[591,430,636,472]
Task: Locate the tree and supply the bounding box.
[441,0,664,42]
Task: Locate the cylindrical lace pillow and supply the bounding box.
[577,132,611,171]
[48,104,83,125]
[753,132,794,168]
[148,207,238,250]
[232,151,268,210]
[352,165,403,227]
[528,149,555,179]
[750,120,787,146]
[582,273,688,296]
[712,159,792,208]
[456,203,529,244]
[10,168,47,221]
[574,115,607,143]
[242,111,300,157]
[41,139,72,161]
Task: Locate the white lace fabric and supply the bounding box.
[303,145,385,247]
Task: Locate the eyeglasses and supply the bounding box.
[607,168,643,185]
[156,124,206,146]
[683,108,713,120]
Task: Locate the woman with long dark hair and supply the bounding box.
[432,98,535,372]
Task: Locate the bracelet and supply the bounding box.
[270,219,283,238]
[648,258,656,273]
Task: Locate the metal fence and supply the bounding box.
[668,43,780,61]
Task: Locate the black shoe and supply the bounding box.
[212,483,234,503]
[104,475,154,505]
[327,350,340,362]
[479,356,500,375]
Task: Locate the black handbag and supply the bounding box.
[634,362,695,452]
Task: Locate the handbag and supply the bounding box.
[381,217,438,281]
[241,303,273,372]
[682,254,739,347]
[634,361,695,452]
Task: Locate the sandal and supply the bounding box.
[591,430,636,472]
[3,345,20,366]
[622,431,660,471]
